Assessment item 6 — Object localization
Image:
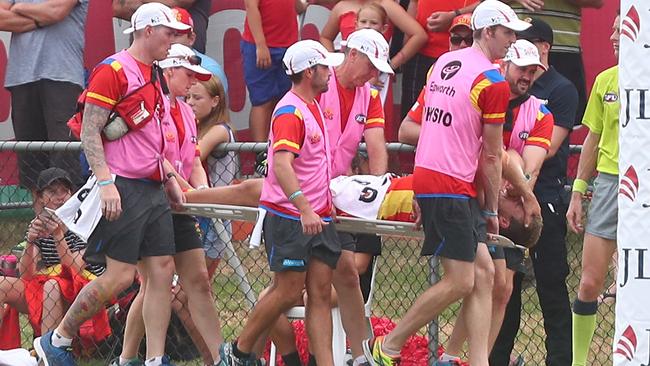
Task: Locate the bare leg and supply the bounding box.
[185,179,263,207]
[171,286,214,364]
[175,248,224,362]
[140,255,175,358]
[463,244,494,366]
[382,257,475,353]
[120,264,147,360]
[41,279,64,334]
[306,259,334,366]
[577,235,617,302]
[489,265,514,351]
[57,257,137,339]
[332,250,366,358]
[250,101,277,142]
[0,276,28,313]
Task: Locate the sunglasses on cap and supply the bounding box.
[169,54,202,66]
[450,34,473,46]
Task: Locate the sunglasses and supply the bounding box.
[170,54,202,66]
[450,34,473,46]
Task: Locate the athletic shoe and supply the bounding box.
[109,358,145,366]
[159,355,176,366]
[362,336,400,366]
[219,342,257,366]
[33,330,76,366]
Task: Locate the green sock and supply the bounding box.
[572,299,598,366]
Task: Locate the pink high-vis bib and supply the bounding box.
[320,67,373,178]
[164,99,198,181]
[415,47,498,183]
[103,50,171,180]
[260,91,332,217]
[508,96,545,155]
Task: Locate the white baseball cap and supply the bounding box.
[471,0,531,32]
[123,3,192,34]
[283,40,344,75]
[504,39,547,70]
[158,44,212,81]
[345,29,393,74]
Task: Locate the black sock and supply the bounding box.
[282,351,302,366]
[232,341,252,360]
[307,354,317,366]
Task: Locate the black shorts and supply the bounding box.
[418,197,482,262]
[84,176,175,265]
[489,245,524,272]
[173,214,203,253]
[337,232,382,255]
[263,213,341,272]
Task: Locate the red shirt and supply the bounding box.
[242,0,298,48]
[85,58,152,110]
[416,0,478,58]
[408,72,509,196]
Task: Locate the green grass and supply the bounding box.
[1,213,615,365]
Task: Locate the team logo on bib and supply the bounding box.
[518,131,530,140]
[191,135,198,144]
[355,114,367,124]
[309,132,322,144]
[323,109,334,120]
[604,92,618,103]
[165,132,176,143]
[441,61,462,80]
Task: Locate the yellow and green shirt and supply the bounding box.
[582,66,619,175]
[512,0,581,53]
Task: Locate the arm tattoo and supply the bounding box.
[80,104,111,176]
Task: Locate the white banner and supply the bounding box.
[616,2,650,365]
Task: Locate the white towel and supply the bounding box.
[249,208,267,249]
[0,348,37,366]
[55,175,113,242]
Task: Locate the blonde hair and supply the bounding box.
[356,3,388,26]
[196,75,232,139]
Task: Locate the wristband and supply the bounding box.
[572,178,588,195]
[288,190,303,201]
[197,184,209,190]
[97,179,114,187]
[163,172,176,184]
[481,210,498,217]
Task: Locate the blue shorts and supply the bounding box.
[241,40,292,106]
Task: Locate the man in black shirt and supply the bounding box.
[490,18,577,366]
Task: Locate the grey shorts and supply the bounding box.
[585,173,618,240]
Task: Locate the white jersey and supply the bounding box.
[330,174,394,220]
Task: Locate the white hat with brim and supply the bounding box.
[158,44,212,81]
[123,3,191,34]
[471,0,531,32]
[504,39,548,71]
[283,40,344,75]
[345,29,394,74]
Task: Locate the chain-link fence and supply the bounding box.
[0,141,615,365]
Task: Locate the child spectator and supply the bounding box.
[242,0,307,142]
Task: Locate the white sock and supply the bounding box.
[145,356,163,366]
[440,352,459,362]
[50,329,72,348]
[353,355,369,366]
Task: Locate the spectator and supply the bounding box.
[112,0,211,53]
[33,4,188,366]
[242,0,307,142]
[318,0,427,90]
[0,0,88,190]
[508,0,604,124]
[0,168,107,337]
[171,7,229,94]
[566,14,619,366]
[400,0,479,118]
[490,18,579,366]
[187,75,238,277]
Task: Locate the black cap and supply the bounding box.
[36,168,74,192]
[516,17,553,46]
